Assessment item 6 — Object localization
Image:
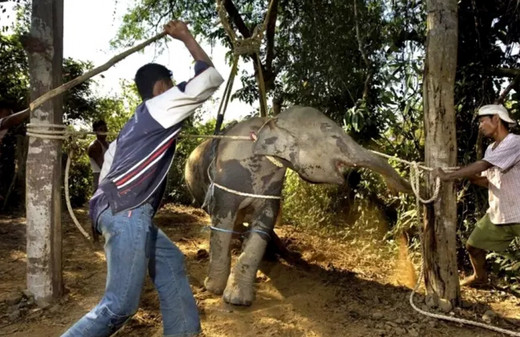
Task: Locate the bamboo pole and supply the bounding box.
[18,32,167,115]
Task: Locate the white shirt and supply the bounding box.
[483,133,520,224]
[88,139,108,173]
[99,140,116,183]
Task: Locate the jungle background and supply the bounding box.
[0,0,520,336]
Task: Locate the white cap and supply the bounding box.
[478,104,517,125]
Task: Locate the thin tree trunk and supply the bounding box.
[423,0,460,307]
[25,0,64,306]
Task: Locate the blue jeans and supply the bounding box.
[61,203,201,337]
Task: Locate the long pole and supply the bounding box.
[17,32,167,116]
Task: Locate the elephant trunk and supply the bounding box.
[338,143,412,194]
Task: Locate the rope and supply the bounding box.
[410,161,441,204]
[206,159,281,200]
[65,150,92,240]
[402,157,520,335]
[211,180,282,199]
[25,124,92,240]
[181,134,250,141]
[214,56,240,134]
[207,225,271,240]
[216,0,275,117]
[369,149,459,172]
[410,259,520,336]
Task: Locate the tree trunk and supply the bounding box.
[25,0,64,306]
[423,0,460,306]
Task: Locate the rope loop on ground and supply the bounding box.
[410,263,520,336]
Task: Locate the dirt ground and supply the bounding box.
[1,204,519,337]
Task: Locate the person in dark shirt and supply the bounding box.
[0,102,29,205]
[61,20,224,337]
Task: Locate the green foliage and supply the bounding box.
[282,170,340,230]
[488,242,520,296]
[64,137,93,207]
[62,58,98,121]
[0,33,29,109]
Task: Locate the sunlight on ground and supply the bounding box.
[93,251,106,261]
[9,250,26,261]
[391,233,418,289]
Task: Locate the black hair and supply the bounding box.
[92,120,107,131]
[134,63,173,100]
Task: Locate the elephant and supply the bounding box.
[185,105,411,306]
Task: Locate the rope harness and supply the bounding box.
[216,0,275,117]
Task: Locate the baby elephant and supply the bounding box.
[185,106,411,306]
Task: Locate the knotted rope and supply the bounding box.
[216,0,275,117]
[26,123,97,241]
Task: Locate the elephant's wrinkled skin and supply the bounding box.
[185,106,411,306]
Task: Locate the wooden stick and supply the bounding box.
[26,32,167,113]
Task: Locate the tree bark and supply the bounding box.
[25,0,64,306]
[423,0,460,306]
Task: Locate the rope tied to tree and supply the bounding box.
[232,24,265,56]
[216,1,268,57]
[410,161,441,204]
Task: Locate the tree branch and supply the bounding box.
[487,67,520,77]
[353,0,371,100]
[223,0,251,38]
[265,0,278,74]
[495,74,520,104]
[21,32,166,114]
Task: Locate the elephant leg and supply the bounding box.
[223,203,277,306]
[205,212,236,295]
[223,232,268,306]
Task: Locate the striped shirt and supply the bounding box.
[483,133,520,224]
[89,62,224,229]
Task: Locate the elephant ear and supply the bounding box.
[252,119,300,167]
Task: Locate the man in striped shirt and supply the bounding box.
[62,20,224,337]
[434,104,520,288]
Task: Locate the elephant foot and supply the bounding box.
[204,276,226,295]
[222,279,254,306]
